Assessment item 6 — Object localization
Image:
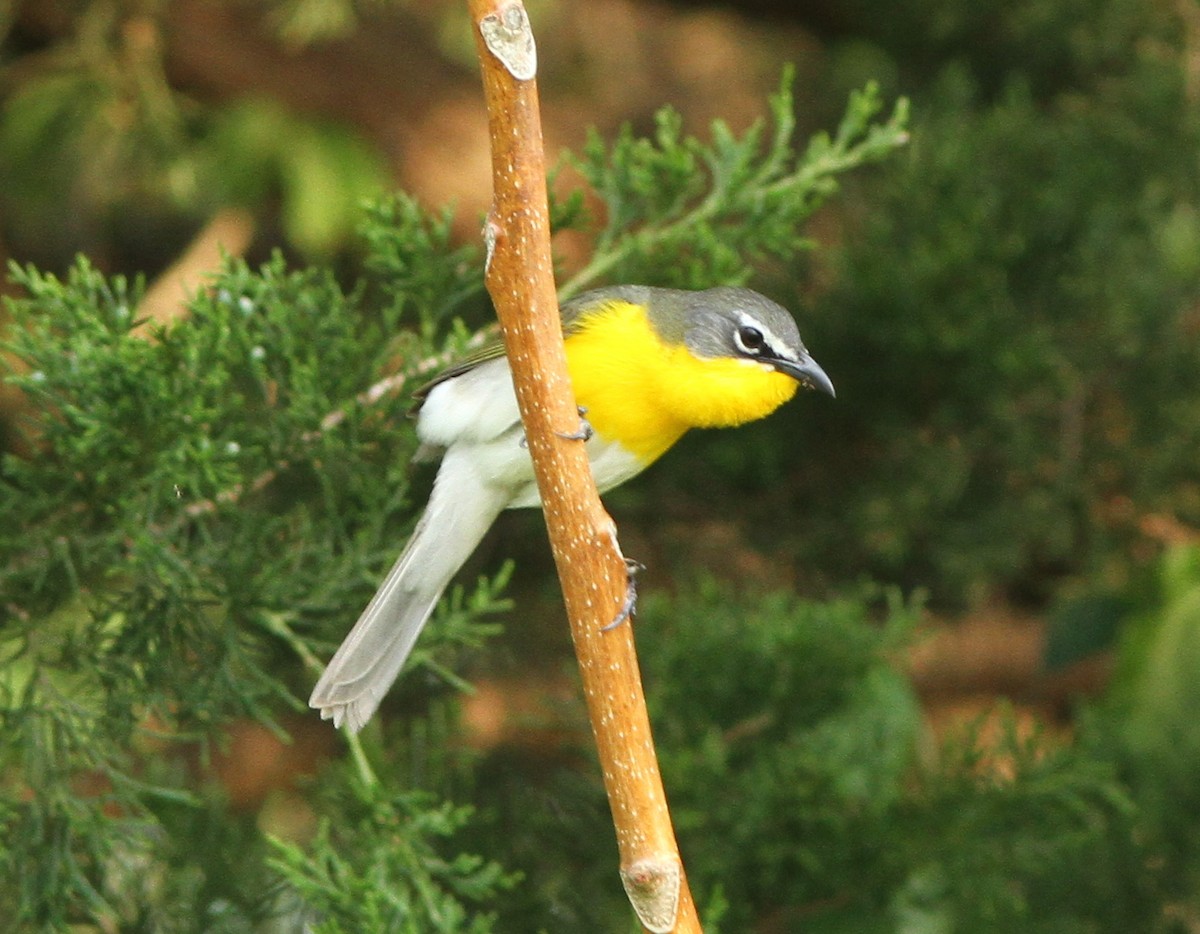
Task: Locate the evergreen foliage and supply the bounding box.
[267,775,516,933]
[0,79,911,930]
[0,245,514,928]
[0,3,389,265]
[464,584,1179,932]
[748,0,1200,604]
[3,0,1200,926]
[562,73,909,296]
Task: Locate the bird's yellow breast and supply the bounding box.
[563,300,799,465]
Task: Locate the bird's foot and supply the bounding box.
[602,558,645,632]
[557,406,593,442]
[519,407,593,447]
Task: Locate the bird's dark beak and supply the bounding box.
[771,352,836,398]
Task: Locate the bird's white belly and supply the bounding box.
[507,431,646,508]
[460,427,646,510]
[417,357,649,509]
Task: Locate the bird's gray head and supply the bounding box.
[650,286,836,398]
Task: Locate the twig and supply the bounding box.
[135,207,480,520]
[467,2,700,931]
[182,348,456,518]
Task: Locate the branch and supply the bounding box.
[180,351,452,518]
[466,2,701,931]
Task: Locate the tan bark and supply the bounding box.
[466,2,701,930]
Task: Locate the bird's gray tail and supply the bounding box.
[309,449,507,732]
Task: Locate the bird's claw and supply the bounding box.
[602,557,644,632]
[519,407,593,447]
[557,406,593,442]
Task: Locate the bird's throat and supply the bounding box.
[564,301,799,465]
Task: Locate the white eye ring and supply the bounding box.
[734,324,765,354]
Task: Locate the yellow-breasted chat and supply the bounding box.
[310,284,835,731]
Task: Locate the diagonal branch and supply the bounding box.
[466,1,702,931]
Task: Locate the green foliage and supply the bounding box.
[463,584,1174,932]
[643,586,1160,931]
[1079,544,1200,910]
[731,0,1200,605]
[0,75,911,928]
[268,773,515,933]
[205,99,390,255]
[643,584,922,923]
[1116,546,1200,755]
[458,584,923,932]
[358,195,488,338]
[561,72,909,296]
[5,23,1195,928]
[829,0,1179,101]
[0,3,388,262]
[0,214,511,926]
[872,723,1153,934]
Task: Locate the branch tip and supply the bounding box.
[478,2,537,81]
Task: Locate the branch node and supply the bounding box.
[620,857,682,933]
[478,2,537,81]
[483,215,502,273]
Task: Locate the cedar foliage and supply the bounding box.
[1,78,913,930]
[4,0,1200,930]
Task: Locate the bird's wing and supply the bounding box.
[410,289,636,411]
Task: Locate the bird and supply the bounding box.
[310,284,835,731]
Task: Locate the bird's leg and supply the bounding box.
[602,557,646,631]
[519,406,593,447]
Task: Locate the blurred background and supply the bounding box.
[4,0,1200,930]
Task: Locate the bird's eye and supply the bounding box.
[735,325,765,353]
